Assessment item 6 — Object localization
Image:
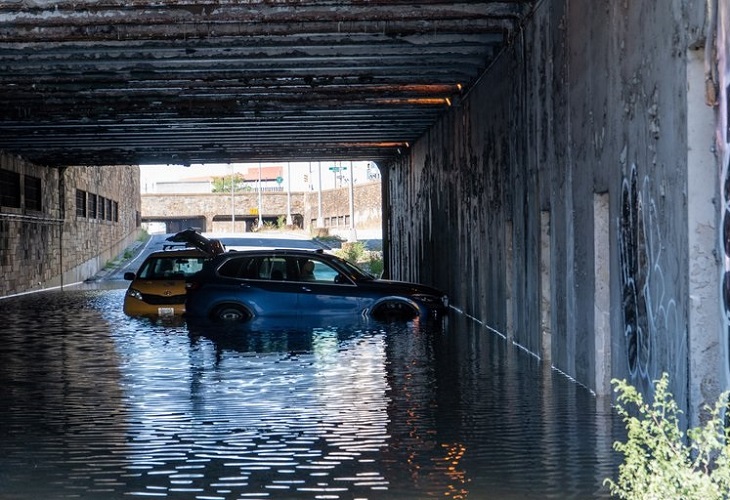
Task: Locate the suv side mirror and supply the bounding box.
[124,272,136,281]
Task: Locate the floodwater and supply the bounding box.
[0,283,623,500]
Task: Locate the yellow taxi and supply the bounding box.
[123,248,208,317]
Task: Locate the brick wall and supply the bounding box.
[0,152,140,296]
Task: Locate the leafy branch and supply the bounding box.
[606,373,730,499]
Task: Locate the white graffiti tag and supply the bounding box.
[618,165,680,382]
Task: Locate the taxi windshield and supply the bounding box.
[137,255,206,279]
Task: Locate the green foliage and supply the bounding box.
[332,242,383,276]
[367,252,384,277]
[336,241,365,263]
[276,215,286,229]
[211,174,247,193]
[605,373,730,499]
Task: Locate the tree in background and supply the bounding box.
[211,174,250,193]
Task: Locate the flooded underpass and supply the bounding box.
[0,284,623,499]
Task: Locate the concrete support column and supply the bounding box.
[506,219,514,340]
[593,193,611,396]
[540,211,551,362]
[687,47,723,426]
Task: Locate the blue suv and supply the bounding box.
[184,248,448,322]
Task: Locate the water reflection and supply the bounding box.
[0,286,621,499]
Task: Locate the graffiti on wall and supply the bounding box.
[618,164,680,383]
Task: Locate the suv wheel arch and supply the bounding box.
[211,303,252,322]
[370,299,419,321]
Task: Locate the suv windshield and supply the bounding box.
[335,256,375,280]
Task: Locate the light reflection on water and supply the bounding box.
[0,285,622,499]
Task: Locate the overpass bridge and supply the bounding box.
[0,0,728,428]
[140,182,383,237]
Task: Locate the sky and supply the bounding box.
[139,161,378,192]
[140,163,265,184]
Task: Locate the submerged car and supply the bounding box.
[123,230,226,317]
[184,249,449,322]
[123,248,210,317]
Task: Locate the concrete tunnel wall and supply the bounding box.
[384,0,724,425]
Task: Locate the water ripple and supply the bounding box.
[0,286,622,499]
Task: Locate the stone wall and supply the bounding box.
[0,152,140,296]
[307,181,383,237]
[384,0,720,426]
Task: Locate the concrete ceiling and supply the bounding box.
[0,1,533,168]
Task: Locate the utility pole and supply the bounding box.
[257,162,263,229]
[286,161,293,226]
[316,161,324,230]
[348,160,357,242]
[230,163,235,232]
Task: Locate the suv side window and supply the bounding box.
[216,254,346,283]
[218,256,256,278]
[217,256,289,281]
[260,257,287,280]
[294,257,340,283]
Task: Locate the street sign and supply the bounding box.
[275,176,283,184]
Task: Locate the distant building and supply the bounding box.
[154,176,211,194]
[239,165,285,192]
